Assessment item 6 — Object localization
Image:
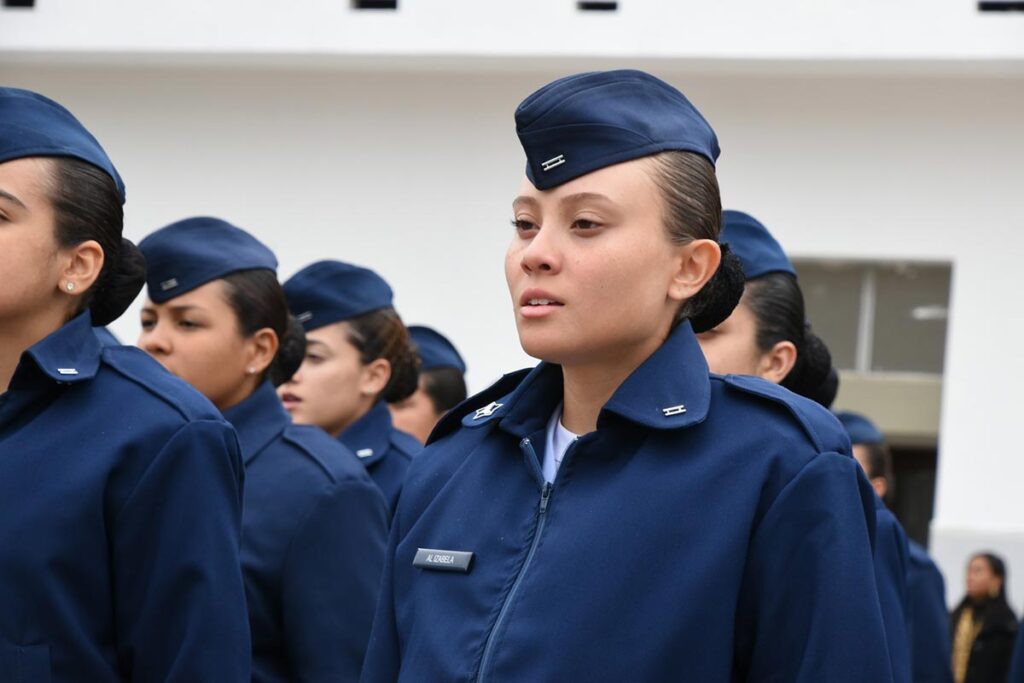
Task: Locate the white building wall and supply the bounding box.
[2,52,1022,607]
[2,0,1024,62]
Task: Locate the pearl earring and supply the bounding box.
[65,282,76,292]
[247,367,257,375]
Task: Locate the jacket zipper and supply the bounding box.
[475,437,554,683]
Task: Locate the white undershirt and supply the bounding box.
[542,403,579,483]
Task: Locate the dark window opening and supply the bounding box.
[3,0,36,8]
[578,1,618,11]
[978,1,1024,10]
[890,447,939,548]
[352,0,397,9]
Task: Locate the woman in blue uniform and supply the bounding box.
[359,70,891,682]
[0,89,250,680]
[695,210,914,682]
[390,325,468,443]
[839,411,948,683]
[137,218,389,682]
[696,209,838,407]
[279,261,422,511]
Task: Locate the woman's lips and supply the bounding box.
[519,289,564,318]
[280,393,302,410]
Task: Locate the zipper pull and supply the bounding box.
[539,482,552,514]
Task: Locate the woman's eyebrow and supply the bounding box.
[0,188,26,209]
[559,192,615,207]
[512,196,540,211]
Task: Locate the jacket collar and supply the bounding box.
[21,311,102,385]
[466,321,712,438]
[339,400,392,466]
[222,380,290,464]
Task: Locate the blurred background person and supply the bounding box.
[951,553,1018,683]
[839,411,954,683]
[281,260,422,512]
[139,218,388,682]
[696,209,838,408]
[390,324,468,443]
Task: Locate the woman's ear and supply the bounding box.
[245,328,280,376]
[757,340,798,384]
[359,357,392,398]
[668,239,721,304]
[59,239,104,299]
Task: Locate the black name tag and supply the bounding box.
[413,548,474,573]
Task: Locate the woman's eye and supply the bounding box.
[177,319,201,330]
[140,319,155,330]
[305,353,324,364]
[511,218,538,233]
[572,218,601,231]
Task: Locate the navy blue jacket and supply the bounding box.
[223,381,389,682]
[0,312,250,681]
[1010,618,1024,683]
[875,498,913,683]
[360,322,892,683]
[340,401,421,512]
[906,540,953,683]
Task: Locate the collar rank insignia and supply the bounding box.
[473,402,503,420]
[662,404,687,417]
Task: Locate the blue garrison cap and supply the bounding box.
[409,325,466,374]
[284,260,394,331]
[835,411,885,445]
[0,87,126,203]
[139,217,277,303]
[515,69,719,191]
[721,210,797,280]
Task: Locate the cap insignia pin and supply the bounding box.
[541,154,566,171]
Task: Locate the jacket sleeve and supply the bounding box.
[112,418,251,681]
[281,478,389,682]
[736,452,894,683]
[359,506,404,683]
[874,506,914,683]
[908,562,954,683]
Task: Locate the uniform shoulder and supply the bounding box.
[280,423,376,487]
[713,373,852,456]
[99,345,224,424]
[427,368,532,444]
[396,369,532,531]
[389,427,423,461]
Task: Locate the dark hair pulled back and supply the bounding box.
[421,367,469,415]
[743,273,838,408]
[221,269,306,387]
[345,308,420,404]
[48,157,145,326]
[648,151,745,334]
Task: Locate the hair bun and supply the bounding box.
[781,325,838,408]
[688,244,745,334]
[269,314,308,387]
[90,238,146,326]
